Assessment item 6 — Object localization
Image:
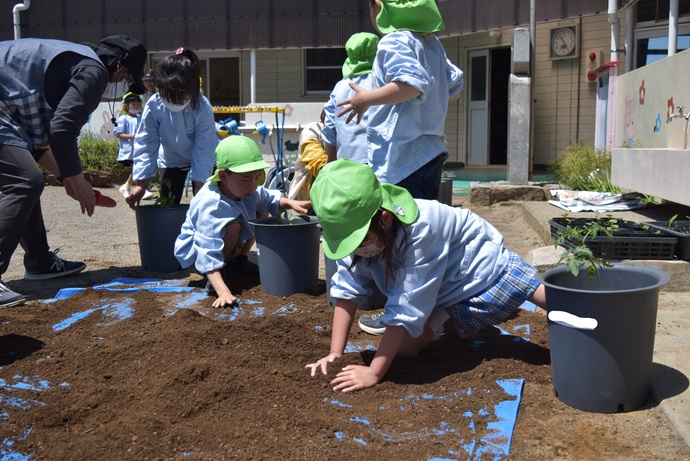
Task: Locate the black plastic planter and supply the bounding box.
[135,204,189,272]
[249,216,320,297]
[540,264,669,413]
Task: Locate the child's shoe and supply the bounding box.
[428,309,450,341]
[118,183,130,198]
[358,310,386,335]
[142,189,155,200]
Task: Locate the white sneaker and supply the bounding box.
[429,309,450,341]
[142,189,155,200]
[118,184,130,198]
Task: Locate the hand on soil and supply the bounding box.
[331,365,378,393]
[305,352,340,377]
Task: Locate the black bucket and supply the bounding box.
[539,264,669,412]
[249,216,320,296]
[135,204,189,272]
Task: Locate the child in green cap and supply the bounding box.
[337,0,464,198]
[322,32,379,164]
[175,136,311,308]
[305,159,546,393]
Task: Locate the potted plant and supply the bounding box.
[644,214,690,260]
[77,131,120,187]
[249,211,320,297]
[539,219,670,413]
[134,178,189,272]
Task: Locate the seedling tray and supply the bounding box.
[550,217,677,260]
[643,221,690,260]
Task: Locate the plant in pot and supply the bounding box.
[77,131,123,187]
[644,214,690,261]
[540,217,670,413]
[133,178,189,272]
[248,210,320,297]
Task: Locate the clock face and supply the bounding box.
[551,27,577,58]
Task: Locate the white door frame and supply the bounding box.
[467,49,490,166]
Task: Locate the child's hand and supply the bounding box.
[336,82,370,124]
[305,352,341,377]
[126,185,145,209]
[330,365,379,393]
[212,293,237,309]
[289,199,311,215]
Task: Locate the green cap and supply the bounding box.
[121,92,141,115]
[310,159,419,260]
[376,0,445,35]
[342,32,379,79]
[207,135,270,183]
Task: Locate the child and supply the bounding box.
[174,136,311,308]
[305,159,546,393]
[141,68,156,105]
[321,32,379,164]
[113,92,152,200]
[337,0,464,200]
[127,48,217,207]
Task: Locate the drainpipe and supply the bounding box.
[669,0,678,56]
[250,49,257,104]
[13,0,31,39]
[608,0,620,62]
[625,7,634,72]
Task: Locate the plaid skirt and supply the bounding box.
[445,251,539,331]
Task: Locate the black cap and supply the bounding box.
[97,35,147,84]
[142,69,154,82]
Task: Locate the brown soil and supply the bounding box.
[1,190,688,460]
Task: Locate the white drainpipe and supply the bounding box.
[669,0,678,56]
[13,0,31,39]
[608,0,620,62]
[250,49,256,104]
[625,7,634,72]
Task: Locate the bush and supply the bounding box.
[77,130,123,172]
[548,141,622,193]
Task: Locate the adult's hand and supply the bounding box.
[62,173,95,216]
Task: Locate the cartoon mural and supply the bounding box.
[615,48,690,150]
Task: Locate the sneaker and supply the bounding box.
[24,248,86,281]
[142,189,155,200]
[224,255,261,281]
[358,310,386,335]
[0,280,26,308]
[118,183,130,198]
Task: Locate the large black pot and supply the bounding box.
[539,264,669,412]
[249,215,320,296]
[135,204,189,272]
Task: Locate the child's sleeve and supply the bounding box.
[190,97,219,183]
[378,32,430,101]
[255,187,282,216]
[446,60,464,99]
[113,115,127,137]
[132,101,161,181]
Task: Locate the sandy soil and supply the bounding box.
[0,185,688,460]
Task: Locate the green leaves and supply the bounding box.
[554,214,615,284]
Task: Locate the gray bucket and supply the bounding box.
[539,264,669,412]
[135,204,189,272]
[249,216,320,297]
[324,256,387,310]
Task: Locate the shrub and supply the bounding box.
[548,141,622,193]
[77,130,123,172]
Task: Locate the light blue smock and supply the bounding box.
[174,182,281,274]
[132,93,217,183]
[113,113,140,162]
[321,73,375,164]
[329,200,509,338]
[367,30,464,185]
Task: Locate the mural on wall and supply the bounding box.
[82,102,121,140]
[615,49,690,150]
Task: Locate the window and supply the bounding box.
[635,25,690,68]
[304,48,348,95]
[636,0,690,23]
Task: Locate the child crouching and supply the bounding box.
[175,136,311,308]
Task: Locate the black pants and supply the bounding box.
[159,167,191,205]
[0,145,53,276]
[395,153,448,200]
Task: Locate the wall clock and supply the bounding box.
[549,25,578,60]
